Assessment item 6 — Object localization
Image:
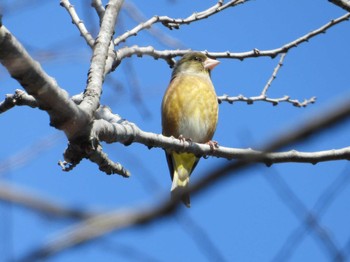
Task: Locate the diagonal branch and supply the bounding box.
[114,12,350,67]
[329,0,350,12]
[261,53,287,96]
[0,89,37,113]
[272,164,350,261]
[79,0,124,116]
[60,0,95,48]
[265,168,341,260]
[0,24,85,138]
[21,94,350,262]
[122,1,186,49]
[91,0,106,21]
[114,0,248,45]
[0,181,95,220]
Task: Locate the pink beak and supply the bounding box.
[203,57,220,70]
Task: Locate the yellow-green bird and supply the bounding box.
[161,52,220,207]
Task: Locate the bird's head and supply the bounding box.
[171,52,220,79]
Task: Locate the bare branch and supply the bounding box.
[59,138,131,177]
[329,0,350,12]
[122,1,185,49]
[0,89,37,113]
[0,181,94,220]
[272,165,350,260]
[79,0,124,116]
[60,0,95,48]
[0,25,85,138]
[92,106,350,165]
[91,0,105,21]
[261,53,287,96]
[218,94,317,107]
[217,53,316,108]
[114,0,248,46]
[114,12,350,66]
[21,94,350,261]
[0,18,128,176]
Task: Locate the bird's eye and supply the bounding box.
[193,56,203,62]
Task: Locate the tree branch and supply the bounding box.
[60,0,95,48]
[114,0,248,45]
[0,181,94,220]
[0,90,340,169]
[21,94,350,261]
[114,12,350,67]
[0,89,37,113]
[92,106,350,165]
[218,94,317,107]
[261,53,287,96]
[329,0,350,12]
[91,0,105,22]
[79,0,124,116]
[0,25,85,138]
[122,1,186,49]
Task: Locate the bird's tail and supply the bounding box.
[170,152,198,208]
[171,170,191,207]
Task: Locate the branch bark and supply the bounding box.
[79,0,124,116]
[21,94,350,261]
[114,12,350,66]
[329,0,350,11]
[0,25,85,138]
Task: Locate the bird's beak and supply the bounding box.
[203,57,220,70]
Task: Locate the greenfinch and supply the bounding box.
[161,52,219,207]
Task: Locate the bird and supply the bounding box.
[161,52,220,207]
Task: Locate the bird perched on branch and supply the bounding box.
[161,52,220,207]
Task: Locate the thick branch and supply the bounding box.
[79,0,124,116]
[92,106,350,165]
[329,0,350,11]
[0,25,85,138]
[21,94,350,261]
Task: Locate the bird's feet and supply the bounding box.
[206,140,219,151]
[178,134,192,143]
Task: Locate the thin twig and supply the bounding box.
[114,12,350,66]
[91,0,105,21]
[122,2,185,49]
[217,94,316,107]
[114,0,248,46]
[0,89,37,113]
[60,0,95,48]
[261,53,287,96]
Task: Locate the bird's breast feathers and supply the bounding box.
[162,73,218,143]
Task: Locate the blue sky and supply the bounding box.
[1,0,350,261]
